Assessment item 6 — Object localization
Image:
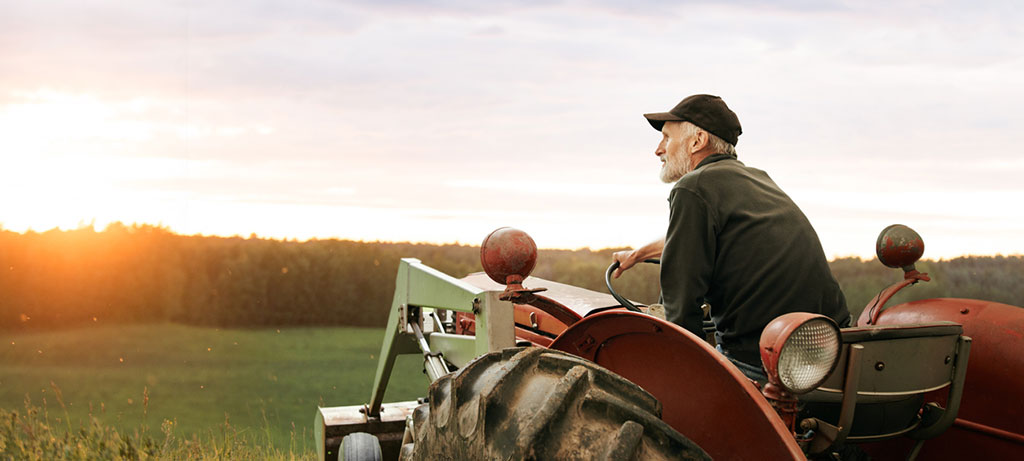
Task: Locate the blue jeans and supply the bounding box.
[716,344,768,384]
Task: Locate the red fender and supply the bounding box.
[858,298,1024,460]
[550,311,803,460]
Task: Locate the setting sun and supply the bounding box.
[1,90,162,230]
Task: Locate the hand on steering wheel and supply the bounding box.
[605,259,660,312]
[605,261,717,336]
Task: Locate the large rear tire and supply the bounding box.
[399,347,709,460]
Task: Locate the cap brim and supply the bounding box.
[643,112,684,132]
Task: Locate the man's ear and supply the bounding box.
[690,130,709,152]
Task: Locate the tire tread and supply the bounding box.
[401,347,709,461]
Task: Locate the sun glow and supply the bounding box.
[0,89,174,232]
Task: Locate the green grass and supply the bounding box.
[1,403,307,460]
[0,324,431,455]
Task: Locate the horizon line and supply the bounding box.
[2,220,1021,261]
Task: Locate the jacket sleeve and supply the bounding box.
[660,186,716,339]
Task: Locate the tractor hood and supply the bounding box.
[460,272,624,318]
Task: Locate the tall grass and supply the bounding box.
[0,398,311,460]
[1,324,431,458]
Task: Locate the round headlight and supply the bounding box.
[760,313,841,395]
[777,319,841,393]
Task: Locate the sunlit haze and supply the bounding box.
[2,1,1023,259]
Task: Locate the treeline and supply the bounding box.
[1,224,1021,330]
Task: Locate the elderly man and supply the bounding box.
[613,94,850,381]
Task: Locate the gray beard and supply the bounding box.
[660,159,685,183]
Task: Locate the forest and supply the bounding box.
[1,224,1021,330]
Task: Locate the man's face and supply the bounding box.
[656,121,692,183]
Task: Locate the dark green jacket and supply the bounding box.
[660,154,850,366]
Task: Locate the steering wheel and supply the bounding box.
[605,259,660,312]
[605,260,717,335]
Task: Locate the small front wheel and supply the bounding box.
[338,432,382,461]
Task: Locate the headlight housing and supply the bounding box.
[760,313,841,395]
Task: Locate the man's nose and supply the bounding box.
[655,143,666,156]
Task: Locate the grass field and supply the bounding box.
[0,323,431,454]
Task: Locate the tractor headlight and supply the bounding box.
[760,313,841,395]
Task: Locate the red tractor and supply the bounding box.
[315,225,1024,460]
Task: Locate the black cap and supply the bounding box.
[644,94,742,146]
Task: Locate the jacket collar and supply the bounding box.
[694,153,739,170]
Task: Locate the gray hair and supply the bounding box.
[681,122,737,157]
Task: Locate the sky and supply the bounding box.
[1,0,1023,259]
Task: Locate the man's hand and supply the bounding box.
[612,250,642,279]
[611,238,666,279]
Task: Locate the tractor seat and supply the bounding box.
[800,321,971,450]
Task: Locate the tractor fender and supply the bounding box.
[549,311,804,460]
[860,298,1024,459]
